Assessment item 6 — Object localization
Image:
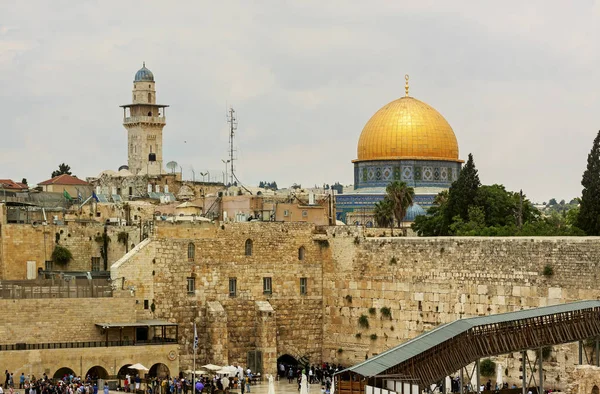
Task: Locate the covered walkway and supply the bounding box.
[335,300,600,394]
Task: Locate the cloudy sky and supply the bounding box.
[1,1,599,202]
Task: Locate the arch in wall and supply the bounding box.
[592,385,599,394]
[85,366,109,380]
[298,246,305,261]
[245,239,253,256]
[148,363,170,379]
[117,364,133,379]
[53,367,76,380]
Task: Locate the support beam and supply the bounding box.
[538,348,543,394]
[596,338,600,367]
[522,351,526,394]
[579,341,584,365]
[460,368,464,394]
[475,360,480,394]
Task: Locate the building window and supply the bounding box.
[229,278,237,297]
[245,239,253,256]
[283,210,289,217]
[302,210,308,217]
[300,278,307,295]
[45,261,53,271]
[187,243,195,261]
[91,257,101,272]
[298,246,305,261]
[263,277,272,295]
[148,93,152,103]
[187,277,195,294]
[144,300,149,310]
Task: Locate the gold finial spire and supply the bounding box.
[405,74,410,97]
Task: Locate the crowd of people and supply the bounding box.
[278,363,343,393]
[1,370,110,394]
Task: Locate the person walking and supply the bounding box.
[104,383,109,394]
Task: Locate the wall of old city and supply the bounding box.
[0,298,135,345]
[0,220,140,279]
[322,227,600,389]
[112,222,325,375]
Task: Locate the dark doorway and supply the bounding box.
[277,354,298,379]
[136,327,149,341]
[86,366,109,380]
[149,363,170,379]
[53,367,76,380]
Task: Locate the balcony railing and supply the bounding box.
[123,116,166,124]
[0,278,112,299]
[0,338,177,351]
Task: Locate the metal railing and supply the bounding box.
[0,278,112,299]
[0,338,177,351]
[123,116,166,124]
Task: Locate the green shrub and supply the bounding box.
[358,314,369,329]
[390,257,397,265]
[337,348,343,354]
[345,295,353,303]
[368,307,376,315]
[370,334,378,340]
[543,265,554,276]
[355,333,362,339]
[380,307,392,318]
[479,359,496,377]
[52,245,73,265]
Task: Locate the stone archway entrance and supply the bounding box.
[53,367,76,380]
[277,354,298,379]
[593,385,599,394]
[117,364,133,379]
[86,366,109,380]
[149,363,170,379]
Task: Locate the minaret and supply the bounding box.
[120,63,169,176]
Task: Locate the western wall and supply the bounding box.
[110,221,600,390]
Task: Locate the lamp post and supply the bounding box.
[222,159,230,187]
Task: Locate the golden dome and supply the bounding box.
[356,96,460,162]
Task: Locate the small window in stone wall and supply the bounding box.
[188,243,195,261]
[91,257,101,272]
[45,261,53,271]
[298,246,305,261]
[144,300,149,310]
[263,277,272,294]
[245,239,253,256]
[187,277,195,294]
[229,278,237,297]
[300,277,307,295]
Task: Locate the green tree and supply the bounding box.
[51,245,73,266]
[577,131,600,235]
[548,198,558,206]
[385,181,415,228]
[445,153,481,223]
[51,163,72,178]
[374,197,394,233]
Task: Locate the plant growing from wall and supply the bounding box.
[52,245,73,266]
[345,295,353,303]
[370,334,378,340]
[536,346,552,360]
[355,333,362,339]
[380,307,392,319]
[543,265,554,276]
[358,314,369,329]
[368,307,376,315]
[337,348,343,354]
[389,257,397,265]
[479,359,496,377]
[117,231,129,252]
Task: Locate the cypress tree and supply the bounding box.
[577,131,600,235]
[446,153,481,224]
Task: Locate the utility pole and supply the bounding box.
[226,107,237,186]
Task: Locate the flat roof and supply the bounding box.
[343,300,600,378]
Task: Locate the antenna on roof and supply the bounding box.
[226,107,237,186]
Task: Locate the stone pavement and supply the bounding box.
[108,380,317,394]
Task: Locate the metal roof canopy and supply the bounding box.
[95,319,177,329]
[340,300,600,386]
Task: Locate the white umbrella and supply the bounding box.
[217,369,233,375]
[195,370,208,375]
[202,364,222,371]
[129,363,149,371]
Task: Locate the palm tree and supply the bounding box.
[374,197,395,235]
[385,181,415,228]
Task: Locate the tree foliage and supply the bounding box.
[52,163,72,178]
[577,130,600,235]
[374,198,394,229]
[479,359,496,377]
[386,181,415,227]
[51,245,73,265]
[445,153,480,223]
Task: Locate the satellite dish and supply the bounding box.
[166,161,178,173]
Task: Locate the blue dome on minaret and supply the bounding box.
[134,62,154,82]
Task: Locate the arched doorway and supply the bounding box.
[117,365,133,379]
[148,363,170,379]
[592,385,599,394]
[86,366,109,380]
[53,367,75,380]
[277,354,298,379]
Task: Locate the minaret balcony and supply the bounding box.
[123,116,166,125]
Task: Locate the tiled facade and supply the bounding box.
[353,160,461,190]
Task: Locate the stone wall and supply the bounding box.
[0,344,178,380]
[0,221,140,279]
[323,227,600,389]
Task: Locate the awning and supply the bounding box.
[95,319,177,329]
